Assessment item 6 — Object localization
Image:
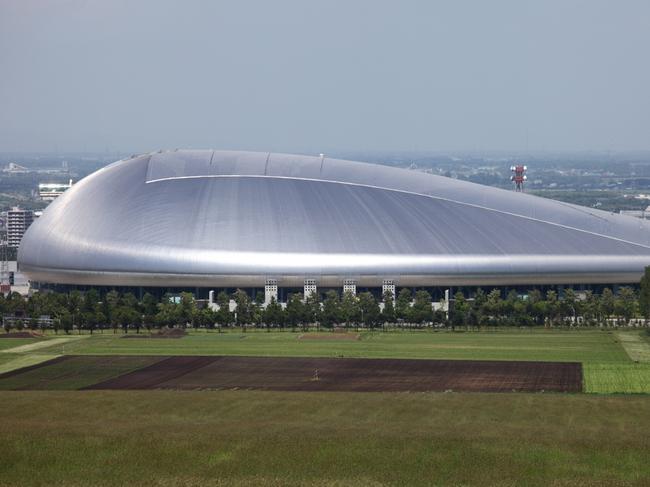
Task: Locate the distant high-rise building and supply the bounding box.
[7,207,34,249]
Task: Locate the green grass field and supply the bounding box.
[34,329,631,362]
[0,338,40,351]
[1,329,650,485]
[1,390,649,486]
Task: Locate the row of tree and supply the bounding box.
[3,277,650,332]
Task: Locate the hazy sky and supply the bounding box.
[1,0,649,153]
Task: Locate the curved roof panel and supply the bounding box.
[17,150,650,287]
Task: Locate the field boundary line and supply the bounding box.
[616,332,650,363]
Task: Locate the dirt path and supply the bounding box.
[616,332,650,362]
[0,336,88,354]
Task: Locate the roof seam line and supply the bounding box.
[264,152,271,175]
[144,174,650,251]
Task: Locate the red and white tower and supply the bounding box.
[510,164,527,192]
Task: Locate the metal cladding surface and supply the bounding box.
[18,150,650,287]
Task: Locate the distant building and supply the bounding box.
[39,180,73,201]
[619,206,650,220]
[2,162,28,174]
[7,207,34,249]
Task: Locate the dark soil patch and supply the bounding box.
[84,356,583,393]
[298,333,360,341]
[0,331,44,338]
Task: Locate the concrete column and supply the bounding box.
[382,279,395,301]
[265,279,278,305]
[304,279,317,299]
[343,279,357,296]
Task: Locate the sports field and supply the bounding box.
[0,329,649,486]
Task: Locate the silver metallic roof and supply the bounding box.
[18,150,650,287]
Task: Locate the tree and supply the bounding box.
[358,292,381,329]
[112,305,140,334]
[527,289,545,326]
[600,288,616,326]
[83,289,100,315]
[66,291,84,334]
[320,290,340,328]
[381,289,395,325]
[179,292,196,328]
[560,289,578,326]
[581,290,598,326]
[120,293,141,333]
[155,294,181,329]
[473,288,487,327]
[263,297,285,330]
[251,293,265,329]
[141,293,158,332]
[484,289,503,325]
[285,293,305,331]
[304,292,321,331]
[232,289,252,330]
[615,287,637,326]
[545,290,560,327]
[411,290,433,325]
[340,291,360,329]
[214,291,232,329]
[105,290,120,329]
[395,288,412,322]
[639,266,650,320]
[91,306,106,334]
[451,291,468,328]
[195,307,217,330]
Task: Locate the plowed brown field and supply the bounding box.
[84,356,582,393]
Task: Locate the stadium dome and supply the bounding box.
[17,150,650,288]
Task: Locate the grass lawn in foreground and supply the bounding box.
[0,390,648,486]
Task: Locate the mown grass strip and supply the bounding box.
[616,331,650,363]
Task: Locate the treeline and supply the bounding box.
[3,280,650,333]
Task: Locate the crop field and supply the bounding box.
[1,390,649,486]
